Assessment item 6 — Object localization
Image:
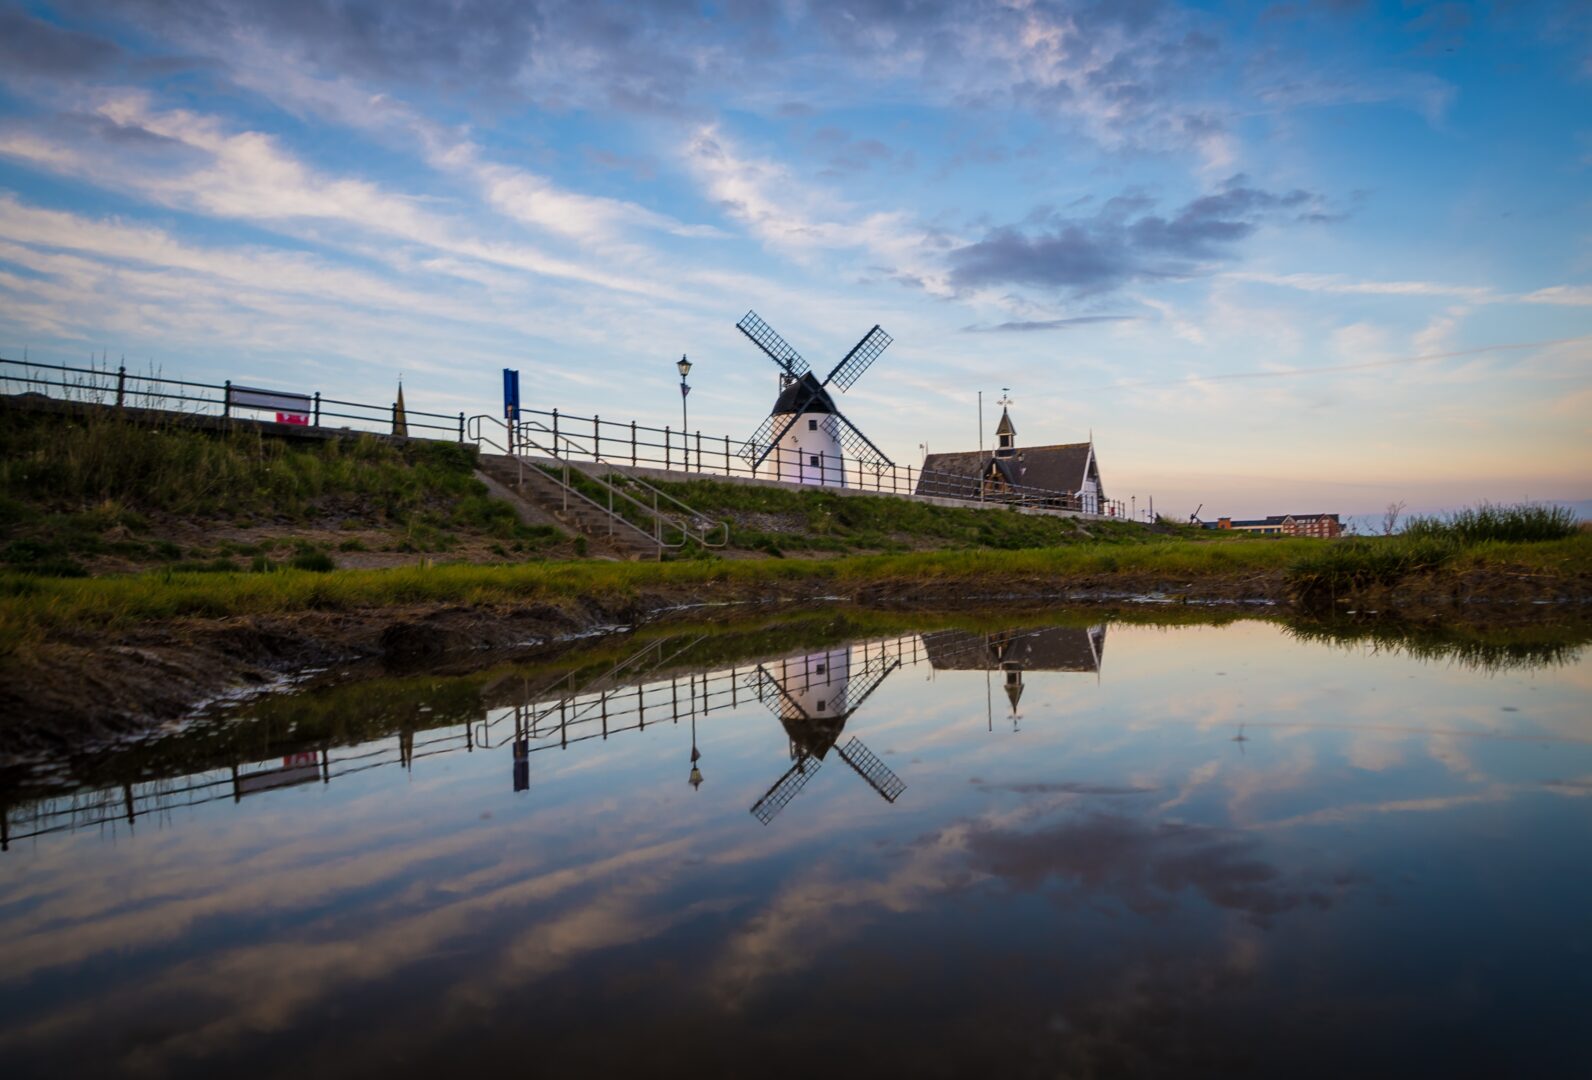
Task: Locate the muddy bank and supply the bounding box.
[2,567,1586,756]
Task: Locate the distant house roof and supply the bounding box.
[919,441,1096,497]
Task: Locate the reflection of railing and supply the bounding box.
[0,626,1051,850]
[0,727,474,850]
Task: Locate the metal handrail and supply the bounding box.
[470,416,678,556]
[520,420,729,549]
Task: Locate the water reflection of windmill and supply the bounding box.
[743,644,907,825]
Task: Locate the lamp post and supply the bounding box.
[676,354,692,471]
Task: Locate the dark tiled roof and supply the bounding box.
[917,441,1095,497]
[922,627,1106,672]
[770,372,836,415]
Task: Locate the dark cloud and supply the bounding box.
[959,810,1335,924]
[948,176,1333,294]
[960,316,1140,333]
[0,10,122,76]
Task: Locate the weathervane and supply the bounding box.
[998,388,1013,409]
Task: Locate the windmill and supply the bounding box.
[734,310,895,486]
[744,646,907,825]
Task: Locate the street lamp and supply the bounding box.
[677,354,692,470]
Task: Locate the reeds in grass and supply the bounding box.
[1402,502,1579,544]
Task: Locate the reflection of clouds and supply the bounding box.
[3,835,696,1070]
[1255,787,1513,829]
[1159,759,1221,812]
[1347,733,1405,772]
[959,810,1337,925]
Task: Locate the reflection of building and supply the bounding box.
[924,625,1107,719]
[745,646,906,825]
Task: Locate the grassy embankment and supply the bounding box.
[596,470,1167,554]
[0,411,567,575]
[2,525,1587,657]
[1,414,1585,656]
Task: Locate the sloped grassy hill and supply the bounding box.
[0,412,566,575]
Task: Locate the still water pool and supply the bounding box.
[2,614,1589,1078]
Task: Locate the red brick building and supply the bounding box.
[1206,513,1343,538]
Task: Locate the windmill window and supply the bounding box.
[816,701,826,712]
[808,419,818,430]
[809,455,820,467]
[815,663,826,674]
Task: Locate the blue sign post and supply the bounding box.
[502,368,520,452]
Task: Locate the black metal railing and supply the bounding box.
[0,356,1144,518]
[493,403,1134,518]
[0,357,468,442]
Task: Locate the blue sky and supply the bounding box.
[0,0,1587,518]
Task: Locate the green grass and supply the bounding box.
[3,532,1584,658]
[1284,505,1588,607]
[641,474,1194,553]
[0,412,561,569]
[1402,502,1580,544]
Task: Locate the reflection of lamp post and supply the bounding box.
[688,709,703,790]
[676,354,692,470]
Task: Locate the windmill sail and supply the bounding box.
[824,325,892,391]
[737,311,810,378]
[738,407,809,468]
[836,737,906,803]
[830,655,899,715]
[822,409,894,469]
[750,756,822,825]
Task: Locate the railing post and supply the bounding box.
[630,421,637,466]
[313,392,321,427]
[223,379,231,418]
[458,411,464,442]
[552,408,559,447]
[115,365,126,408]
[724,435,731,477]
[594,414,601,461]
[664,425,670,470]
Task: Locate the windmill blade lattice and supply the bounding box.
[836,737,906,803]
[737,311,810,378]
[824,325,892,391]
[738,406,810,468]
[821,410,894,470]
[742,663,804,720]
[829,655,900,716]
[751,756,822,825]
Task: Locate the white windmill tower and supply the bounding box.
[734,311,895,487]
